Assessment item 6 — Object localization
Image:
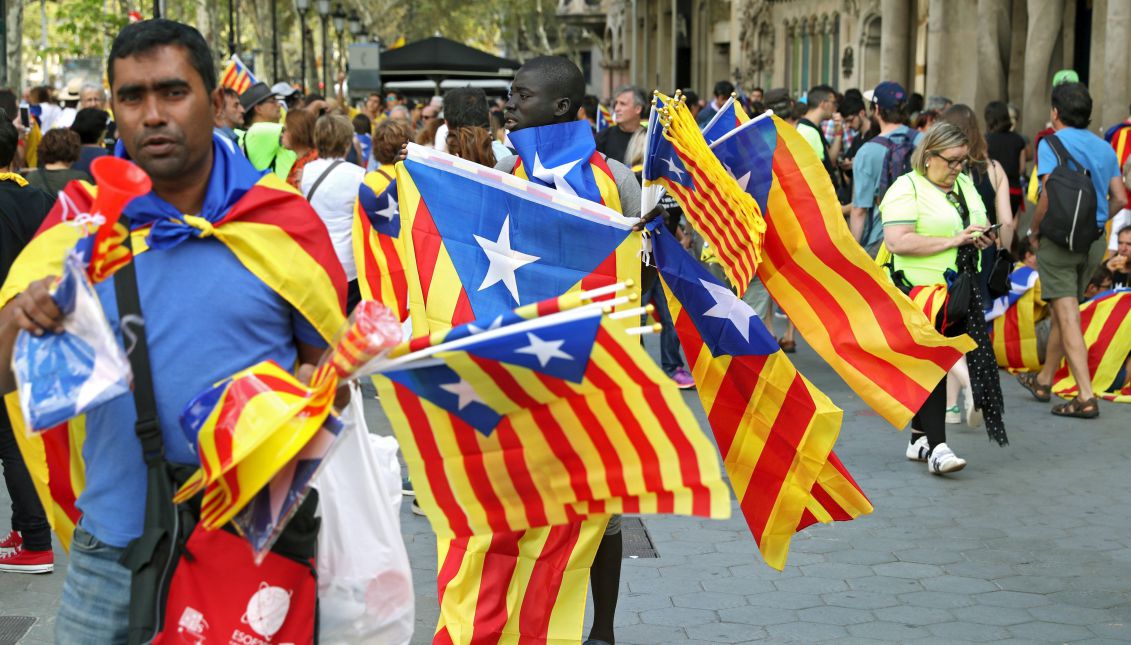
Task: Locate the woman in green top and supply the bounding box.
[880,122,1006,475]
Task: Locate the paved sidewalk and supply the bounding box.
[3,335,1131,644]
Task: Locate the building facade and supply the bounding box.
[564,0,1130,136]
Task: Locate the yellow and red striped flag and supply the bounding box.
[650,221,870,569]
[986,265,1045,373]
[1052,289,1131,402]
[650,100,975,428]
[219,54,258,95]
[393,138,644,645]
[353,165,409,321]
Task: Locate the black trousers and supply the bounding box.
[0,406,51,551]
[910,377,948,449]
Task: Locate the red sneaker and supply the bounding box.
[0,547,54,573]
[0,530,21,551]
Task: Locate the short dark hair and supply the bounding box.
[443,87,491,130]
[1051,82,1091,129]
[808,84,836,107]
[581,94,599,122]
[879,103,909,125]
[39,128,82,165]
[305,92,325,104]
[713,80,735,98]
[352,113,371,136]
[71,107,110,144]
[221,87,239,100]
[984,100,1012,133]
[0,113,17,168]
[521,56,586,118]
[751,86,764,94]
[840,95,864,117]
[108,19,216,96]
[907,92,924,115]
[1088,266,1113,289]
[0,90,16,122]
[1118,224,1131,239]
[843,88,862,101]
[681,89,699,106]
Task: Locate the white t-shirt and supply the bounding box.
[300,157,366,281]
[1109,209,1130,254]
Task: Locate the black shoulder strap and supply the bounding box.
[113,221,163,464]
[1045,134,1079,170]
[305,159,344,203]
[373,168,393,182]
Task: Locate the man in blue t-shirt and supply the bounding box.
[849,81,922,254]
[1020,82,1128,419]
[0,20,342,642]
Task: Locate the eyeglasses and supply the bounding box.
[933,152,968,170]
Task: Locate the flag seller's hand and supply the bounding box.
[633,205,666,232]
[7,277,64,336]
[395,143,409,164]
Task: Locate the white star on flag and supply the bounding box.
[467,315,505,335]
[515,332,573,367]
[532,153,580,195]
[439,379,483,410]
[474,215,540,303]
[699,278,756,343]
[375,192,399,221]
[664,156,686,182]
[723,162,751,192]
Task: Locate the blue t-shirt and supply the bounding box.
[78,239,325,547]
[852,125,922,209]
[1037,127,1120,228]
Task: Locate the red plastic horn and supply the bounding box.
[88,156,151,246]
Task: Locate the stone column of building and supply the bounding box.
[1101,0,1130,128]
[879,0,910,87]
[1021,0,1062,137]
[925,0,955,102]
[976,0,1011,109]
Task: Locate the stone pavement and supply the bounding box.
[3,335,1131,644]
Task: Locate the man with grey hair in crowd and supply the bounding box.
[79,84,106,110]
[596,84,648,169]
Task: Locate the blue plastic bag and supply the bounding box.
[13,251,131,431]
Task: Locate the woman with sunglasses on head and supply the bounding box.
[879,121,1007,475]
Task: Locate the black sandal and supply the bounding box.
[1051,397,1100,419]
[778,338,796,354]
[1017,373,1051,402]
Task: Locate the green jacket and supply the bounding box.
[236,122,296,179]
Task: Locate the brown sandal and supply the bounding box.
[1051,397,1100,419]
[1017,373,1051,402]
[778,338,796,354]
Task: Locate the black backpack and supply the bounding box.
[873,131,916,204]
[1039,134,1100,252]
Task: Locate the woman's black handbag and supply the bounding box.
[987,247,1015,299]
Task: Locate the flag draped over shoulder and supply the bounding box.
[650,221,870,569]
[220,54,258,95]
[0,135,347,549]
[649,101,974,428]
[353,166,409,321]
[1052,289,1131,403]
[987,265,1045,373]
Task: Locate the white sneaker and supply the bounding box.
[928,443,967,475]
[944,406,961,424]
[905,435,930,462]
[965,394,983,428]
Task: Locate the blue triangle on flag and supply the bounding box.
[453,312,601,384]
[404,158,630,321]
[710,117,777,213]
[358,179,400,237]
[384,364,503,436]
[649,220,777,357]
[643,99,693,189]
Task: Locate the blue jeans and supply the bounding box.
[643,278,685,374]
[56,524,131,644]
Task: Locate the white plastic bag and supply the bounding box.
[315,390,414,645]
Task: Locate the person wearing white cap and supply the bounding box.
[271,82,302,110]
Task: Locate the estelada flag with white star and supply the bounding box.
[372,300,731,539]
[395,143,639,337]
[353,165,408,321]
[650,220,871,570]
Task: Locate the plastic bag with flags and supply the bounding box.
[12,247,132,432]
[10,156,152,433]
